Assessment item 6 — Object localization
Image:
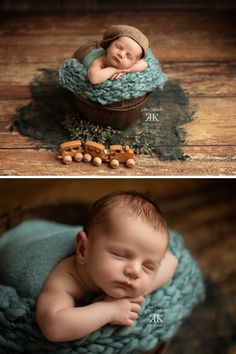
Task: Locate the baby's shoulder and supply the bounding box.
[89,54,107,69]
[45,256,84,299]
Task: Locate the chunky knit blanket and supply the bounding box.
[58,49,167,105]
[0,220,205,354]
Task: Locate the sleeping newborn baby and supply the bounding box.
[86,25,149,85]
[36,191,178,342]
[59,24,167,106]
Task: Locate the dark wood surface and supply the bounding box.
[0,10,235,175]
[0,179,235,353]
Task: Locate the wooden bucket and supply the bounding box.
[71,43,150,130]
[73,92,149,130]
[0,201,169,354]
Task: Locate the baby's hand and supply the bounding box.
[101,294,144,326]
[110,68,131,80]
[110,71,127,80]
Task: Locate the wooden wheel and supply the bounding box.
[74,152,83,162]
[110,159,119,169]
[63,155,72,164]
[83,153,92,163]
[93,157,102,166]
[126,159,135,168]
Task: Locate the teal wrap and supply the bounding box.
[58,49,167,105]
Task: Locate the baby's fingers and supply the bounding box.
[114,73,123,79]
[131,303,141,313]
[126,319,135,326]
[110,73,118,80]
[130,311,139,321]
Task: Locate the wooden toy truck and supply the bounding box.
[58,140,136,168]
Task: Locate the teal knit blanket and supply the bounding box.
[58,49,167,105]
[0,220,205,354]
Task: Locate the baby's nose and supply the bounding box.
[124,263,141,279]
[118,50,125,58]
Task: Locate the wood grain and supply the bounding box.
[0,148,235,176]
[0,12,236,63]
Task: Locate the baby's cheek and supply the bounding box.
[141,275,154,292]
[100,262,115,279]
[89,259,106,277]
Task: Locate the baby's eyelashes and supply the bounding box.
[109,250,157,272]
[116,44,122,50]
[142,263,155,271]
[110,250,126,258]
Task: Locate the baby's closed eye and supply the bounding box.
[142,263,155,271]
[110,250,126,258]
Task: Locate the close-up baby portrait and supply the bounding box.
[0,179,235,353]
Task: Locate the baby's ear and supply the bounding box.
[76,231,88,264]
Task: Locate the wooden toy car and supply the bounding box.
[109,145,136,168]
[58,140,136,168]
[58,140,83,165]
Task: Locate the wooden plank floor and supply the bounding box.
[0,11,236,176]
[0,179,235,352]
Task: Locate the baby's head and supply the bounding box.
[100,25,149,69]
[76,191,168,298]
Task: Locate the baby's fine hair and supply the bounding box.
[84,191,168,237]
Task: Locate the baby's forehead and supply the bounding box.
[105,213,168,252]
[110,206,167,235]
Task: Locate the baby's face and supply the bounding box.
[85,212,167,298]
[106,36,142,69]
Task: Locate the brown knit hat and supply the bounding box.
[100,25,149,58]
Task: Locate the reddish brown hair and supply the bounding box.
[84,191,168,238]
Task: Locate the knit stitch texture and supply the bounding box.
[0,220,205,353]
[58,49,167,105]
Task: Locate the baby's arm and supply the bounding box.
[87,57,122,85]
[110,59,148,80]
[36,273,143,342]
[127,59,148,73]
[36,288,112,342]
[146,251,178,294]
